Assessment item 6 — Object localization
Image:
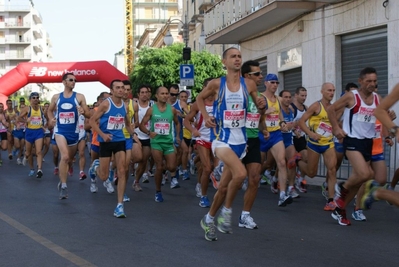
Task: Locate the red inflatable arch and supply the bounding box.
[0,60,129,104]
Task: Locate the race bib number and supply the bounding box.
[245,112,260,129]
[59,112,75,124]
[265,114,279,127]
[315,122,332,137]
[106,116,125,130]
[154,122,170,135]
[375,124,381,139]
[357,107,376,123]
[30,116,41,126]
[223,109,245,129]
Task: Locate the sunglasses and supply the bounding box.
[269,81,280,84]
[31,96,39,99]
[66,78,77,82]
[170,93,180,97]
[248,71,262,76]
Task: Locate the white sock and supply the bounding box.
[206,213,214,224]
[280,191,286,198]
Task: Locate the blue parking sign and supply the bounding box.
[180,64,194,86]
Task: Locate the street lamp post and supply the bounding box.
[163,18,191,61]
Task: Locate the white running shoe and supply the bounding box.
[90,179,98,193]
[170,178,180,189]
[103,180,114,193]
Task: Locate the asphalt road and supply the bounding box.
[1,152,399,267]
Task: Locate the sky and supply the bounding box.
[33,0,125,104]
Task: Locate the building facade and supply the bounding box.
[0,0,55,101]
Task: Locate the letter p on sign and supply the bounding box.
[180,64,194,86]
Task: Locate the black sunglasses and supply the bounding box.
[31,96,39,100]
[269,81,280,84]
[248,71,262,76]
[66,78,77,82]
[170,93,180,97]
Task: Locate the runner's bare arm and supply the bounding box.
[89,100,109,141]
[327,92,354,136]
[196,79,218,128]
[77,93,91,119]
[133,101,139,128]
[139,107,152,136]
[173,107,181,143]
[375,84,399,130]
[298,102,320,139]
[183,102,200,137]
[47,94,58,122]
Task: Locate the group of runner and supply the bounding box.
[1,47,399,241]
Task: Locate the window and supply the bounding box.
[0,62,6,69]
[0,16,4,22]
[0,47,5,54]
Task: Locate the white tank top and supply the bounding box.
[135,102,151,140]
[342,90,379,139]
[196,105,213,142]
[78,114,86,140]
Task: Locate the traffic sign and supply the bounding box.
[180,64,194,86]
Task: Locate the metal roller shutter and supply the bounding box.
[257,60,268,92]
[283,67,302,95]
[341,28,388,96]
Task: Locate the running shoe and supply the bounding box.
[22,157,27,166]
[287,153,302,169]
[36,170,43,179]
[54,167,59,175]
[195,183,202,198]
[295,177,307,193]
[182,170,190,180]
[68,166,73,176]
[238,215,258,229]
[200,215,217,241]
[141,173,149,183]
[271,181,279,194]
[352,209,367,221]
[28,169,35,177]
[123,194,130,202]
[331,208,351,226]
[103,180,115,193]
[161,172,168,185]
[16,157,22,165]
[278,195,293,207]
[324,201,336,211]
[133,182,142,192]
[199,196,210,208]
[148,170,154,177]
[59,187,68,200]
[79,171,87,180]
[155,192,164,202]
[289,187,300,198]
[170,178,180,189]
[89,159,99,179]
[217,211,232,234]
[361,180,380,210]
[209,173,219,190]
[113,204,126,218]
[260,170,272,185]
[334,182,348,209]
[8,154,12,160]
[90,179,98,193]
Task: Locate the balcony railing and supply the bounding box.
[5,21,31,28]
[1,4,31,12]
[5,52,31,60]
[5,37,31,44]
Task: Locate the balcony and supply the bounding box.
[5,21,31,28]
[33,29,43,39]
[2,4,30,12]
[198,0,215,12]
[5,37,31,44]
[32,12,43,24]
[204,0,341,44]
[5,52,31,60]
[33,43,43,53]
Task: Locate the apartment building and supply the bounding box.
[0,0,55,101]
[203,0,398,100]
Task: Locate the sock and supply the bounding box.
[264,170,271,176]
[241,211,250,218]
[61,183,67,189]
[117,203,123,207]
[221,206,232,214]
[280,191,286,198]
[272,176,277,182]
[206,213,214,224]
[288,185,293,191]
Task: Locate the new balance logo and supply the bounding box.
[28,67,47,77]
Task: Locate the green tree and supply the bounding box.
[130,43,225,100]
